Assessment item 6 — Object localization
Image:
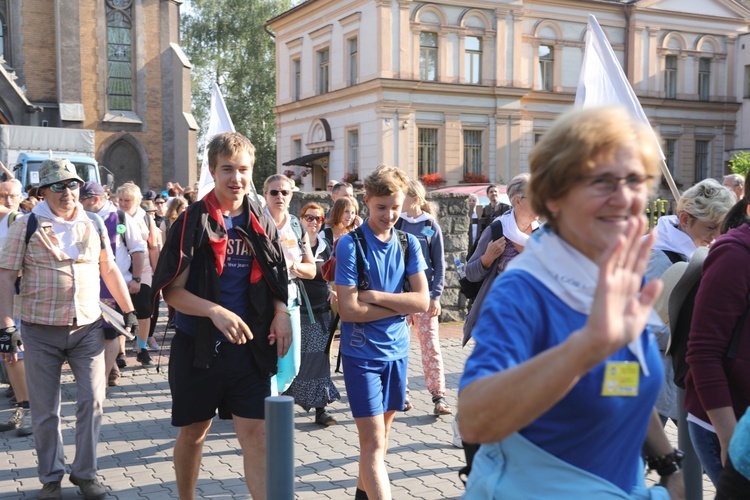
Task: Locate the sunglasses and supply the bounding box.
[48,180,81,193]
[303,215,324,223]
[268,189,290,197]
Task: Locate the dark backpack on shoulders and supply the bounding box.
[667,247,749,389]
[459,219,504,300]
[350,226,411,291]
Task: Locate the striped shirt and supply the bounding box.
[0,213,113,326]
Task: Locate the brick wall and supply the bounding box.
[21,0,58,102]
[289,191,470,322]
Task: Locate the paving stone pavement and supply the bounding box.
[0,320,717,499]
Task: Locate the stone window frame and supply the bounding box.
[461,127,486,177]
[457,9,494,86]
[345,127,359,177]
[410,4,447,82]
[344,31,359,87]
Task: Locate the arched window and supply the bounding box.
[106,0,134,111]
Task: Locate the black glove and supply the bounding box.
[0,327,22,353]
[123,311,139,337]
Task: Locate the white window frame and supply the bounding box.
[694,140,711,181]
[462,129,483,176]
[346,128,359,176]
[419,32,438,82]
[464,36,481,85]
[417,127,439,176]
[292,58,301,101]
[698,58,710,102]
[317,47,330,95]
[538,45,553,92]
[347,36,358,86]
[665,56,677,99]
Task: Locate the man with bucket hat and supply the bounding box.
[0,159,138,499]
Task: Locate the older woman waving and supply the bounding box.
[458,107,684,499]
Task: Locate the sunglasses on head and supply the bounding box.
[303,215,324,223]
[268,189,290,197]
[48,180,81,193]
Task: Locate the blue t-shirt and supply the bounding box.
[174,212,253,340]
[335,221,426,361]
[460,269,663,494]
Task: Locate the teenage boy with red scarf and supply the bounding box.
[152,132,291,500]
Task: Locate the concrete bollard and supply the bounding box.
[265,395,295,500]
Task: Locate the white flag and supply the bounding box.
[575,15,679,199]
[197,82,236,200]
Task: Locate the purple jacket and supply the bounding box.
[684,223,750,422]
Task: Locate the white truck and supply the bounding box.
[0,124,113,191]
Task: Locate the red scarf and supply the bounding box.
[203,189,268,283]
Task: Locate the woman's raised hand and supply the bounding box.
[576,216,663,370]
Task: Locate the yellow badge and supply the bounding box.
[601,361,640,397]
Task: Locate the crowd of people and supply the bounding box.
[0,104,748,499]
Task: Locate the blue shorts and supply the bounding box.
[342,355,407,418]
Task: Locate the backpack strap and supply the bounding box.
[116,209,129,251]
[396,229,411,291]
[663,250,686,264]
[84,211,107,250]
[351,227,369,290]
[7,211,20,226]
[24,212,38,246]
[489,218,504,242]
[396,217,434,251]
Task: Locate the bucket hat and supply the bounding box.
[38,159,84,188]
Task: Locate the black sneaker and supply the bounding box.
[115,353,127,369]
[136,348,151,366]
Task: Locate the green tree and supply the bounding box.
[182,0,292,187]
[729,151,750,179]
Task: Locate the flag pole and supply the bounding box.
[575,14,681,202]
[659,159,680,201]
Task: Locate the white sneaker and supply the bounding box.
[17,407,32,436]
[451,413,463,449]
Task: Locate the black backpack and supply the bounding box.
[667,247,749,389]
[459,219,504,300]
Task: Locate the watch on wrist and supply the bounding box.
[647,448,684,477]
[132,277,141,283]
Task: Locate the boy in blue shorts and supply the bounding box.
[335,166,429,499]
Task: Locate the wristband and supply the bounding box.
[274,309,291,316]
[647,448,684,477]
[132,277,141,283]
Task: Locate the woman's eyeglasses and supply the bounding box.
[48,180,81,193]
[579,174,654,196]
[268,189,290,197]
[303,215,324,223]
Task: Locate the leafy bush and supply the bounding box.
[729,151,750,178]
